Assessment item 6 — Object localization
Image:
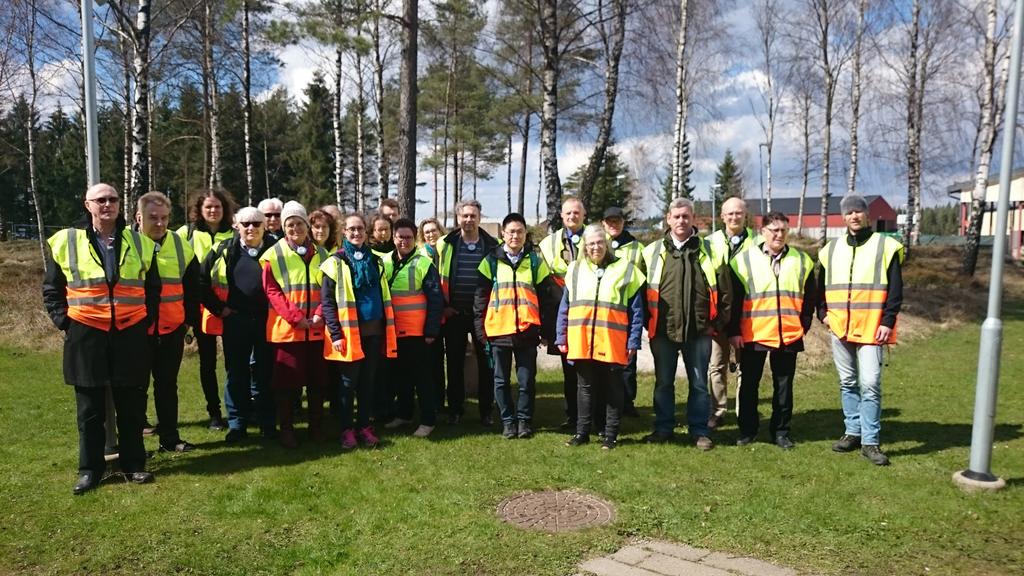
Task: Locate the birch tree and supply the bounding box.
[753,0,783,212]
[21,0,46,268]
[669,0,690,199]
[395,0,418,218]
[846,0,866,198]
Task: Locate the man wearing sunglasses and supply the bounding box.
[258,197,284,243]
[43,183,161,495]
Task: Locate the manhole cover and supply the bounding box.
[497,490,615,532]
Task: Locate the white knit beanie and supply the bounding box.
[280,200,309,227]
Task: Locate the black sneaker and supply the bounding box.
[600,436,617,450]
[208,415,227,431]
[502,423,517,439]
[775,435,795,450]
[224,428,248,443]
[565,434,590,447]
[832,434,861,452]
[642,431,673,444]
[736,435,756,446]
[861,445,890,466]
[517,422,533,439]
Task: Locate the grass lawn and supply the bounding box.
[1,307,1022,576]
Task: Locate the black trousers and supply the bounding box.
[147,327,186,447]
[622,351,638,409]
[76,385,147,476]
[737,349,797,438]
[561,355,578,423]
[442,313,493,419]
[195,331,222,417]
[575,360,623,438]
[392,337,437,426]
[428,338,446,412]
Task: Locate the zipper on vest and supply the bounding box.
[590,271,603,360]
[845,243,856,337]
[774,271,784,347]
[304,256,312,342]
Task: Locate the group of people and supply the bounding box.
[43,182,902,496]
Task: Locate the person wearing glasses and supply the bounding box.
[417,217,447,412]
[176,188,238,431]
[727,211,816,450]
[556,223,645,449]
[200,207,276,443]
[321,213,399,450]
[43,183,160,495]
[258,197,284,243]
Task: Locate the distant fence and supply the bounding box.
[3,224,65,241]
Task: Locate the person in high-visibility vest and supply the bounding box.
[436,199,499,425]
[136,192,199,453]
[706,197,757,431]
[601,206,643,419]
[321,212,399,450]
[418,217,448,413]
[473,213,559,439]
[817,194,904,466]
[43,183,159,495]
[539,196,587,432]
[200,206,276,443]
[642,197,734,451]
[261,201,330,448]
[176,188,237,431]
[382,218,444,437]
[556,224,645,450]
[258,197,284,243]
[726,211,816,450]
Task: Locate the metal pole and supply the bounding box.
[954,0,1024,491]
[81,0,118,459]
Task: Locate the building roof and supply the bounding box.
[745,195,890,216]
[946,168,1024,195]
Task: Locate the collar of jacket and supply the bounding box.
[662,229,700,253]
[613,229,637,246]
[845,226,874,247]
[443,226,498,249]
[490,241,534,267]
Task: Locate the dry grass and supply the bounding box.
[0,241,61,351]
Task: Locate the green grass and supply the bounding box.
[1,309,1023,576]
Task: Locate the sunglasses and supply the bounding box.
[87,197,119,205]
[264,213,281,218]
[240,222,263,228]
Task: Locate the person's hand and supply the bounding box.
[558,344,568,355]
[425,337,435,345]
[220,307,233,318]
[821,316,830,329]
[628,349,637,360]
[295,318,311,330]
[443,307,457,319]
[540,337,549,348]
[729,336,744,350]
[875,325,892,344]
[311,314,324,328]
[332,339,346,354]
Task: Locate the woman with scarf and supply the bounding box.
[320,213,398,450]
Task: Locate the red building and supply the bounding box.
[746,195,898,238]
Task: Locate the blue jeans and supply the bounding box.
[491,345,537,424]
[650,334,712,437]
[223,314,273,432]
[831,335,884,445]
[339,334,382,430]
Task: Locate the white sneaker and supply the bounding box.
[412,425,435,438]
[384,418,412,429]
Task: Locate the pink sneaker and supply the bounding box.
[340,429,357,450]
[358,426,379,447]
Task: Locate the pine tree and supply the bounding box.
[713,149,744,206]
[564,149,633,223]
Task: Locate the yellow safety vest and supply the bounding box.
[151,232,195,335]
[731,245,812,348]
[260,240,329,343]
[820,232,904,344]
[564,257,645,365]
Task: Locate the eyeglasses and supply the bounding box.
[764,227,788,236]
[87,197,119,205]
[345,226,365,232]
[240,222,262,228]
[264,213,281,218]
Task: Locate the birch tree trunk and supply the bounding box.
[847,0,866,198]
[204,0,222,188]
[902,0,920,246]
[506,134,513,213]
[242,0,255,205]
[130,0,152,202]
[25,0,45,269]
[121,34,133,203]
[355,51,367,208]
[334,48,345,210]
[539,0,563,227]
[814,0,839,245]
[797,90,811,237]
[396,0,419,218]
[670,0,689,197]
[372,0,388,199]
[963,0,1005,276]
[755,0,780,212]
[577,0,626,208]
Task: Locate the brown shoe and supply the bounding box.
[695,436,714,451]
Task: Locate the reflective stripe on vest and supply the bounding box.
[201,246,230,336]
[564,257,644,365]
[479,254,546,338]
[641,238,719,338]
[385,253,431,338]
[320,253,399,362]
[151,232,194,335]
[732,246,812,348]
[539,229,581,288]
[261,241,328,343]
[47,227,153,332]
[821,233,904,345]
[708,227,757,269]
[179,226,233,335]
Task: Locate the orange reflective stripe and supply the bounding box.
[823,234,897,344]
[483,260,542,337]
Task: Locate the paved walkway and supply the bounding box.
[577,540,803,576]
